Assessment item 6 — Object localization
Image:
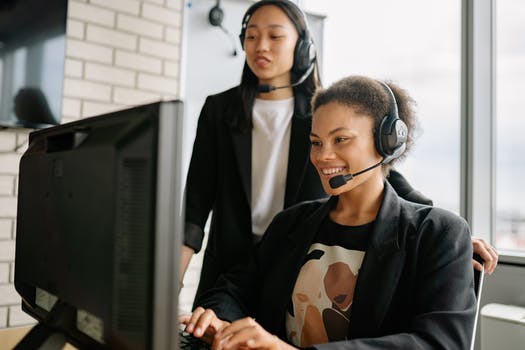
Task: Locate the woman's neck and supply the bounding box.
[257,87,295,100]
[330,175,385,226]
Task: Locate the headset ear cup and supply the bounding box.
[293,33,316,73]
[378,117,408,158]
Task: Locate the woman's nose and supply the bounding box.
[316,145,336,161]
[256,37,269,52]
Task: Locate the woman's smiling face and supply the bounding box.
[310,102,383,196]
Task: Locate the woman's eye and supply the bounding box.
[310,140,321,147]
[335,137,348,143]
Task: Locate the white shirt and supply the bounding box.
[251,97,294,235]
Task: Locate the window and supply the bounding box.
[303,0,461,213]
[495,0,525,252]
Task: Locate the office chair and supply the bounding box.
[470,253,485,350]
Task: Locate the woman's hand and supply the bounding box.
[179,307,230,344]
[472,236,498,274]
[213,317,296,350]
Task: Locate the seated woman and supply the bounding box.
[180,76,476,349]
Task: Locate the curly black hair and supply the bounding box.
[311,75,419,172]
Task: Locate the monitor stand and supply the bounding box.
[14,322,66,350]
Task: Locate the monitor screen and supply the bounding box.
[0,0,68,128]
[14,101,185,350]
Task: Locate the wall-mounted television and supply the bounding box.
[0,0,68,129]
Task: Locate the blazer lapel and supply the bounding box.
[284,114,311,207]
[231,129,251,207]
[348,183,406,339]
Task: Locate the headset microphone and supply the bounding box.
[257,63,315,93]
[328,159,385,189]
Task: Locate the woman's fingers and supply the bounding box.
[472,237,499,275]
[214,318,279,350]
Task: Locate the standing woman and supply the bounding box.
[181,0,325,305]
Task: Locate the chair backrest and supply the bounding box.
[470,253,485,350]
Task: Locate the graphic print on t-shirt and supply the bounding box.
[285,243,365,347]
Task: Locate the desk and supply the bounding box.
[0,326,77,349]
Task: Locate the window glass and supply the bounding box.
[303,0,461,213]
[495,0,525,251]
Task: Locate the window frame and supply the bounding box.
[462,0,525,263]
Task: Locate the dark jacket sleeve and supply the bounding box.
[314,208,475,350]
[197,203,310,322]
[184,96,219,253]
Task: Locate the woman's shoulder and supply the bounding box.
[399,198,467,226]
[206,85,242,103]
[398,199,471,248]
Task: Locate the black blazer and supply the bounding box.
[200,182,476,349]
[184,86,325,304]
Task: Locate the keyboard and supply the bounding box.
[179,329,211,350]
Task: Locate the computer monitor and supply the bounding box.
[14,101,185,350]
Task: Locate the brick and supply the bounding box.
[8,305,37,327]
[113,87,159,105]
[0,284,19,305]
[65,59,83,78]
[166,0,183,11]
[144,0,164,5]
[61,116,80,124]
[66,39,113,64]
[15,133,29,154]
[13,176,18,196]
[9,263,14,283]
[0,132,16,152]
[165,26,181,44]
[0,264,9,283]
[115,50,162,74]
[0,306,6,327]
[0,220,11,240]
[62,98,82,119]
[0,154,21,174]
[164,60,179,78]
[67,19,85,39]
[137,73,178,95]
[139,38,179,61]
[85,63,135,87]
[68,2,115,27]
[142,3,181,26]
[91,0,140,16]
[82,101,125,118]
[0,175,14,196]
[0,241,15,262]
[63,78,112,102]
[117,13,163,39]
[87,24,137,51]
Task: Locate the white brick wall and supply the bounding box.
[0,307,7,327]
[0,264,9,284]
[0,0,184,329]
[66,39,113,63]
[117,14,164,39]
[116,50,162,74]
[0,220,11,240]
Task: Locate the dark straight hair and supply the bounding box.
[235,0,321,132]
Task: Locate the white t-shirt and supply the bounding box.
[251,97,294,235]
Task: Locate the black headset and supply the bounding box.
[376,81,408,164]
[238,0,316,74]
